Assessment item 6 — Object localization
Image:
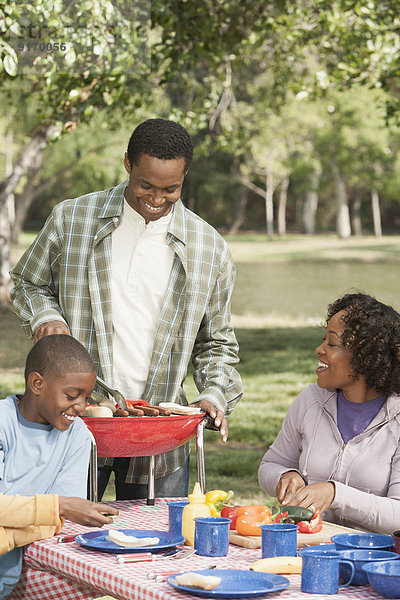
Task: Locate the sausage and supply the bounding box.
[114,408,129,417]
[156,406,172,416]
[127,407,145,417]
[140,406,160,416]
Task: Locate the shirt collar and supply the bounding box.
[168,199,187,245]
[99,181,127,219]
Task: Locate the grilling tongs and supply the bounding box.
[93,377,171,417]
[95,375,128,410]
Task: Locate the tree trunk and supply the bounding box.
[371,188,382,237]
[278,175,289,238]
[0,124,60,308]
[331,161,351,239]
[351,188,363,236]
[12,142,110,241]
[302,167,321,234]
[265,167,274,239]
[12,163,41,243]
[0,125,60,213]
[228,185,248,235]
[0,130,15,307]
[0,200,13,307]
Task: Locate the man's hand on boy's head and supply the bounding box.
[58,497,119,527]
[190,399,228,443]
[33,320,71,343]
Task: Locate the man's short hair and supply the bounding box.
[25,335,95,383]
[127,118,193,172]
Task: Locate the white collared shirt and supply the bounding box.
[111,199,174,399]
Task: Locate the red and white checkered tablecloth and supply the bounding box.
[9,499,384,600]
[8,563,102,600]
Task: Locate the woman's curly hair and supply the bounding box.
[326,293,400,396]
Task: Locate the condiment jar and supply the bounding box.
[181,482,211,546]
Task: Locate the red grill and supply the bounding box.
[81,413,206,457]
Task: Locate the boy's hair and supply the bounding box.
[326,292,400,396]
[24,335,95,383]
[127,118,193,171]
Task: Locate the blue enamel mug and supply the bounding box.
[260,523,298,558]
[167,500,189,536]
[194,517,231,557]
[301,548,356,594]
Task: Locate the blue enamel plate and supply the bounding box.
[167,569,290,598]
[75,529,184,553]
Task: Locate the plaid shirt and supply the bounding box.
[10,182,242,483]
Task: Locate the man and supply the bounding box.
[10,118,243,500]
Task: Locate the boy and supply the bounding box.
[0,335,105,598]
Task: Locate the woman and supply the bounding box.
[258,293,400,534]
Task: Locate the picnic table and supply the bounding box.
[8,498,385,600]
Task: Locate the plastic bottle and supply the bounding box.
[181,482,211,546]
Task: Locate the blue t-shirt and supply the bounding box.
[0,395,92,599]
[337,390,387,444]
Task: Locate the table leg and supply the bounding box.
[196,419,206,493]
[147,455,155,505]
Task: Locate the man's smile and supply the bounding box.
[142,200,166,212]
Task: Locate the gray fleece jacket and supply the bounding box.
[258,383,400,534]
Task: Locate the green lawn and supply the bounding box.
[4,233,400,506]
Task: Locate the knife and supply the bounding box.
[57,535,77,543]
[116,546,196,564]
[147,563,216,582]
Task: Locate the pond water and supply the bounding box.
[232,261,400,323]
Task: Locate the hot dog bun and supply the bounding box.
[158,402,202,415]
[174,572,221,590]
[84,405,113,417]
[108,530,159,547]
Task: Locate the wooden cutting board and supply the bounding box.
[229,521,362,549]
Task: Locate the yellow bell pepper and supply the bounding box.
[205,490,234,516]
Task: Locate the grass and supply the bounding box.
[0,310,319,505]
[4,233,400,507]
[185,325,321,504]
[226,233,400,264]
[4,232,400,600]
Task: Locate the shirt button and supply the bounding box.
[94,234,98,240]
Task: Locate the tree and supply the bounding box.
[0,0,282,306]
[2,0,400,303]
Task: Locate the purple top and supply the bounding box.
[337,390,387,443]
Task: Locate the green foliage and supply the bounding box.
[3,1,400,237]
[1,1,151,133]
[5,233,400,503]
[2,0,400,132]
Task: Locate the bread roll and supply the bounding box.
[174,572,221,590]
[108,530,159,547]
[84,405,113,417]
[158,402,202,415]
